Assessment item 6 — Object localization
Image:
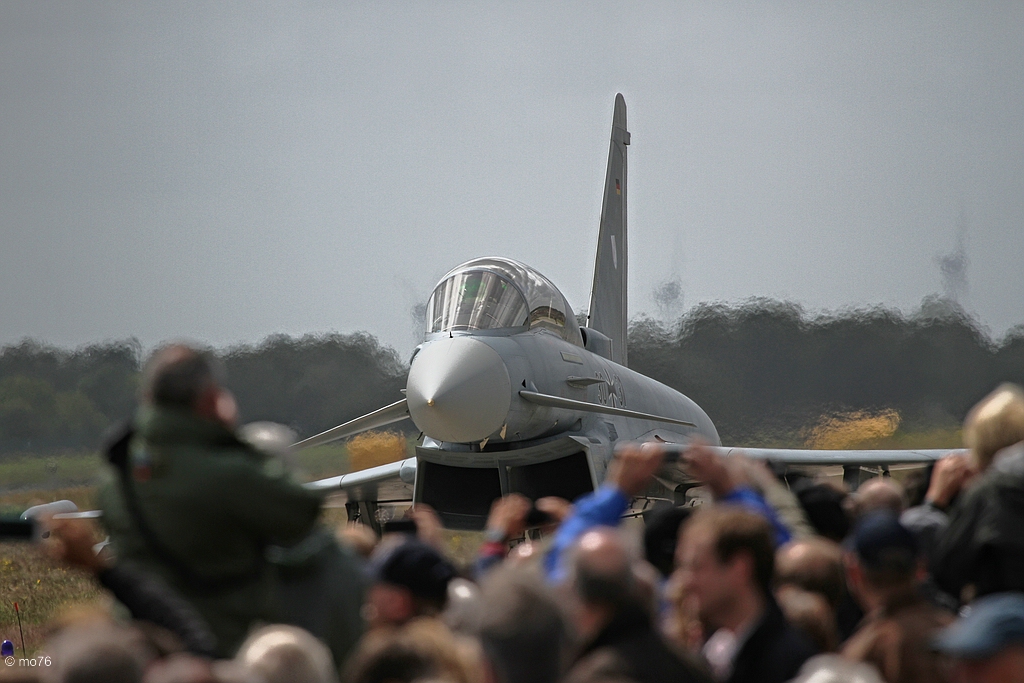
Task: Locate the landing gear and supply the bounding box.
[843,465,862,490]
[345,500,382,536]
[843,464,891,490]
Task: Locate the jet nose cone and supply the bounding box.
[406,337,511,443]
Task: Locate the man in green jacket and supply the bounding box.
[98,344,325,657]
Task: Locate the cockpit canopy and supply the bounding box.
[426,257,583,346]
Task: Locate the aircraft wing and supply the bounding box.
[306,457,416,501]
[293,400,416,507]
[28,459,420,521]
[708,446,964,465]
[291,398,410,451]
[652,443,963,492]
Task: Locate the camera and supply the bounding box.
[0,517,37,542]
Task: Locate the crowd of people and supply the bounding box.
[4,344,1024,683]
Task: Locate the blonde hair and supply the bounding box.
[964,383,1024,470]
[237,624,338,683]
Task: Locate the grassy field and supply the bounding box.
[0,541,102,656]
[0,452,104,501]
[1,485,105,655]
[0,433,419,653]
[0,445,354,501]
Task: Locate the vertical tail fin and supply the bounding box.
[587,94,630,366]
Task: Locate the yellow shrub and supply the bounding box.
[347,431,408,472]
[804,410,901,449]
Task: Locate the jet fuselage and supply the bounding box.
[402,257,719,528]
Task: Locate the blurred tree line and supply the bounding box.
[0,340,140,454]
[1,298,1022,454]
[0,334,406,454]
[630,296,1024,443]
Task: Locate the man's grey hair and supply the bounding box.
[141,344,225,409]
[477,566,572,683]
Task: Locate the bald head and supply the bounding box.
[571,528,636,610]
[141,344,236,426]
[236,625,337,683]
[854,478,906,518]
[142,344,221,408]
[577,529,632,574]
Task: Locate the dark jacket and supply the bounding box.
[933,443,1024,600]
[569,605,713,683]
[97,562,218,657]
[270,526,368,669]
[727,597,817,683]
[98,407,324,656]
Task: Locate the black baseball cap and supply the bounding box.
[369,538,457,603]
[934,593,1024,658]
[847,511,919,574]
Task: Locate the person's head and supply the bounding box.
[964,383,1024,471]
[337,522,379,559]
[630,559,663,619]
[566,527,644,639]
[443,578,482,635]
[775,537,846,610]
[852,478,907,518]
[795,482,851,542]
[144,653,223,683]
[775,585,839,653]
[477,566,571,683]
[933,592,1024,683]
[343,637,436,683]
[40,619,150,683]
[844,512,920,611]
[366,538,457,628]
[643,505,693,578]
[788,654,885,683]
[235,624,337,683]
[343,619,483,683]
[572,527,634,597]
[675,506,775,632]
[141,344,237,427]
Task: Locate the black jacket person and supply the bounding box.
[677,506,816,683]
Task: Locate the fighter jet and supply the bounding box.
[297,95,957,530]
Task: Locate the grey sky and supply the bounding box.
[2,2,1022,358]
